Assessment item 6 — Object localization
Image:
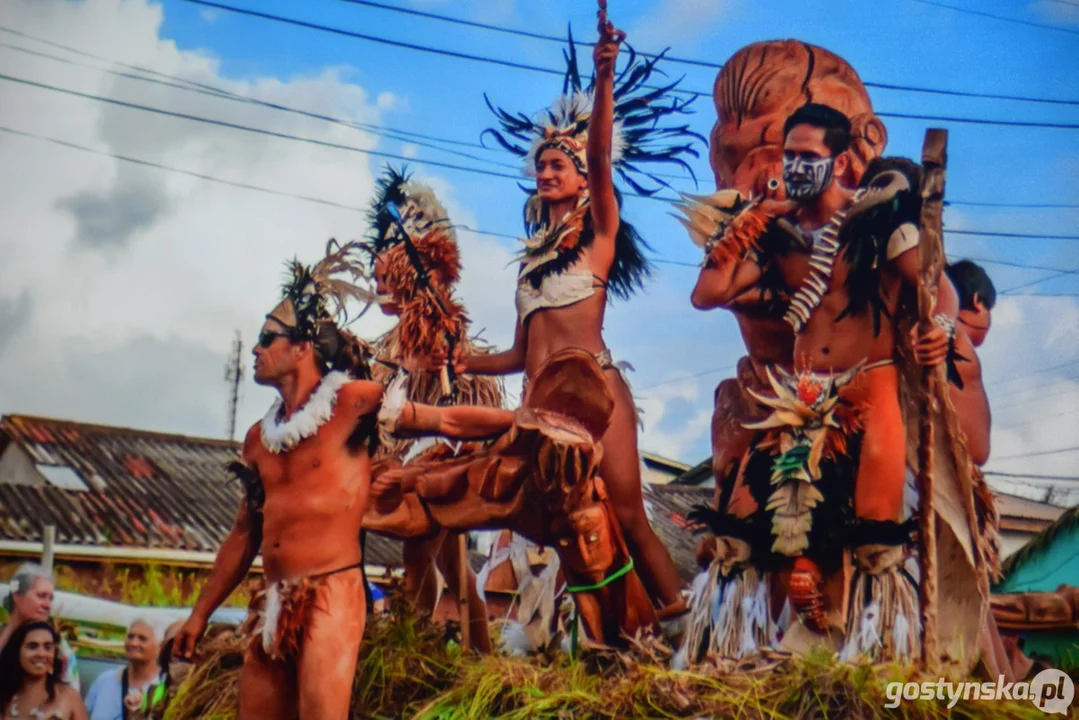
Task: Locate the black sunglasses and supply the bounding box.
[257,329,290,348]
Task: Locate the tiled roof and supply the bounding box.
[0,414,403,568]
[643,483,711,582]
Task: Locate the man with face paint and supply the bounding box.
[684,104,952,661]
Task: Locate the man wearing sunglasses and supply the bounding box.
[175,240,382,720]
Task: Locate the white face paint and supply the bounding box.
[782,155,835,201]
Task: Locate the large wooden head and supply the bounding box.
[710,41,888,199]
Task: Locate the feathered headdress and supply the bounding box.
[483,32,703,196]
[365,165,462,297]
[267,239,376,341]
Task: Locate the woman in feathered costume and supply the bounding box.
[428,16,704,624]
[363,166,503,653]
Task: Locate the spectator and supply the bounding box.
[136,621,191,720]
[0,620,87,719]
[1,563,79,690]
[85,619,160,720]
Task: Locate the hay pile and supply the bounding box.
[163,608,1043,720]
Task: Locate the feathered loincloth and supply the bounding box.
[243,563,363,661]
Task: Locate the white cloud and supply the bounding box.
[982,296,1079,492]
[635,375,712,461]
[0,0,400,437]
[199,9,218,24]
[0,0,530,445]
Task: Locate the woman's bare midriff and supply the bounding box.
[523,291,609,378]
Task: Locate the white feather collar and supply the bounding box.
[260,371,352,454]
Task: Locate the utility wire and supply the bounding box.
[331,0,1079,107]
[0,31,517,164]
[0,25,492,151]
[1001,270,1077,294]
[637,364,737,391]
[176,0,1079,129]
[0,124,375,212]
[986,358,1079,388]
[992,444,1079,461]
[18,72,1079,221]
[948,200,1079,209]
[908,0,1079,36]
[984,470,1079,482]
[948,229,1079,241]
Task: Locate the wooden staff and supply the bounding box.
[916,128,947,670]
[458,534,471,650]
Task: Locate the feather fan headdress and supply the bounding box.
[267,239,376,341]
[365,166,462,296]
[483,32,704,196]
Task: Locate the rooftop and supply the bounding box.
[0,414,402,568]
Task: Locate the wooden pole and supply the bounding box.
[917,128,947,670]
[41,524,56,573]
[457,533,471,651]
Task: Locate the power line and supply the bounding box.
[332,0,1079,107]
[984,470,1079,482]
[177,0,1079,129]
[1009,291,1079,297]
[908,0,1079,36]
[986,358,1079,388]
[637,364,737,391]
[0,30,513,162]
[1001,270,1076,294]
[948,229,1079,241]
[992,444,1079,461]
[26,72,1078,218]
[948,200,1079,209]
[0,124,374,211]
[994,407,1079,432]
[992,371,1079,404]
[1,123,531,245]
[956,255,1077,273]
[0,72,527,176]
[181,0,565,77]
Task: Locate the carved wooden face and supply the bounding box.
[710,41,887,199]
[556,503,617,579]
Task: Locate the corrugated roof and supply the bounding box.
[0,414,403,568]
[643,484,711,582]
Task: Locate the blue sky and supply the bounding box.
[0,0,1077,498]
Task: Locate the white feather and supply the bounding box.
[262,584,281,655]
[376,371,410,434]
[260,371,351,454]
[523,90,626,175]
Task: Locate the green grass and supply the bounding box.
[163,603,1048,720]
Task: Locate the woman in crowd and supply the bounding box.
[0,620,87,720]
[1,563,79,690]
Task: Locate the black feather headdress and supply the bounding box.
[483,31,704,196]
[483,31,705,298]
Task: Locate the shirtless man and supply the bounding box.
[928,260,996,465]
[176,241,381,719]
[698,104,947,648]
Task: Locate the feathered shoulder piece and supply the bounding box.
[673,191,798,268]
[267,239,376,340]
[483,32,703,196]
[836,157,924,333]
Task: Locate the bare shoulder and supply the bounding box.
[56,684,86,718]
[240,423,263,463]
[341,379,383,413]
